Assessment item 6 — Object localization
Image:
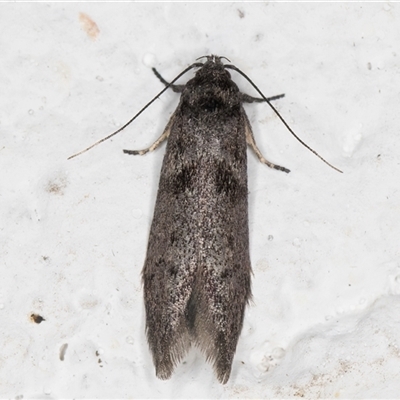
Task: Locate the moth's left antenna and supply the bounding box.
[68,63,201,160]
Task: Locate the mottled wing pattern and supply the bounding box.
[142,99,252,383]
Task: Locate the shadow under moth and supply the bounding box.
[69,55,341,384]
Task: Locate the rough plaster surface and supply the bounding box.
[1,3,400,398]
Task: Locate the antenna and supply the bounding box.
[68,62,202,160]
[225,64,343,173]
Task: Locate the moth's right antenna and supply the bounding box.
[225,64,343,173]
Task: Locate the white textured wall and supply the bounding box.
[1,3,400,398]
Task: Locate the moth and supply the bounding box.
[69,55,341,384]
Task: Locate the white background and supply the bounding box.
[1,3,400,398]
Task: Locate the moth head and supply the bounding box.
[196,55,231,64]
[193,55,234,84]
[182,56,241,114]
